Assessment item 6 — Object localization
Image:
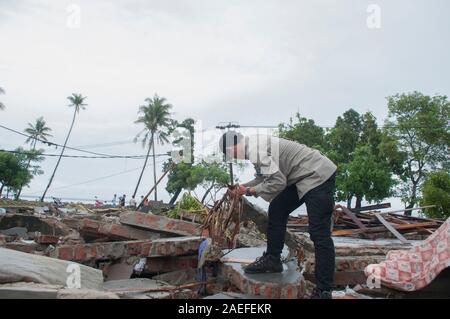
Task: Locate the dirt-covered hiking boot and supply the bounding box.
[243,252,283,274]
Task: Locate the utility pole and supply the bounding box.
[216,122,240,186]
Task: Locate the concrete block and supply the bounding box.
[120,212,201,236]
[219,247,307,299]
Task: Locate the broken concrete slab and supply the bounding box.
[56,288,119,299]
[241,198,268,234]
[51,236,204,262]
[290,232,416,287]
[0,282,60,299]
[0,227,28,238]
[145,255,199,274]
[219,247,307,299]
[0,214,72,237]
[4,241,40,254]
[120,211,201,236]
[0,247,103,290]
[60,218,83,230]
[153,268,197,286]
[103,278,196,299]
[0,282,120,299]
[104,260,135,281]
[80,218,163,241]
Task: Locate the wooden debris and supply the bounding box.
[201,187,243,249]
[287,203,443,241]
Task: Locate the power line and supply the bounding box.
[0,149,171,159]
[0,124,160,158]
[0,124,172,159]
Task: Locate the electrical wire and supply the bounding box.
[0,148,170,159]
[0,124,168,158]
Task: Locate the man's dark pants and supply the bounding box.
[266,173,336,292]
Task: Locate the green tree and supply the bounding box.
[165,118,196,204]
[0,86,5,110]
[17,117,52,198]
[324,109,363,164]
[41,93,87,201]
[326,110,397,208]
[199,161,229,204]
[338,145,394,208]
[420,171,450,219]
[384,92,450,213]
[0,151,32,196]
[167,163,205,197]
[13,147,44,198]
[133,94,173,200]
[278,113,325,149]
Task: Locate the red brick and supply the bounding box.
[35,235,60,244]
[145,255,199,273]
[56,246,74,260]
[51,236,203,262]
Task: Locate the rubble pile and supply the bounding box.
[0,197,269,299]
[0,197,447,299]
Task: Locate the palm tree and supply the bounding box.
[133,94,173,201]
[0,87,5,110]
[16,117,52,198]
[40,93,87,201]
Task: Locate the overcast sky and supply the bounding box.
[1,0,449,209]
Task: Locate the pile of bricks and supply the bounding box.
[0,205,208,299]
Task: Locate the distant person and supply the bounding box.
[112,194,117,207]
[119,194,126,207]
[94,196,103,207]
[130,195,137,208]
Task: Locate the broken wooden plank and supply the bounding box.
[332,221,438,236]
[374,213,410,244]
[351,203,391,213]
[339,206,368,231]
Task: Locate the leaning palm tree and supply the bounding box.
[0,87,5,110]
[40,94,87,201]
[133,94,173,201]
[17,117,53,198]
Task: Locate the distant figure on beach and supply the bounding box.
[94,196,103,207]
[130,195,137,208]
[112,194,117,207]
[119,194,126,207]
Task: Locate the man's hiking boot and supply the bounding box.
[244,252,283,274]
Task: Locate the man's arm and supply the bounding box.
[242,175,264,188]
[243,154,287,202]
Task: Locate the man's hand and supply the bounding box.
[237,185,247,196]
[227,185,254,197]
